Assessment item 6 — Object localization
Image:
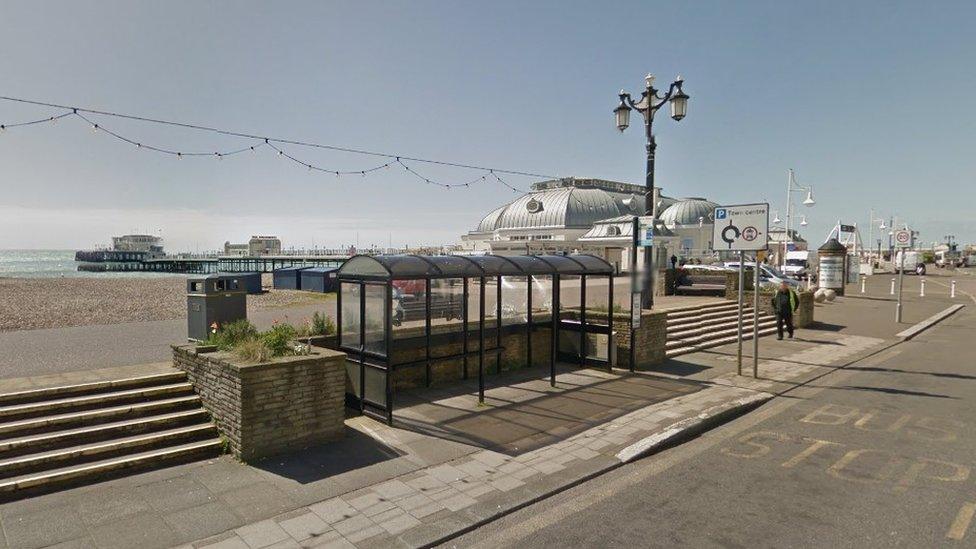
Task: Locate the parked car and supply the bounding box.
[723,262,801,290]
[894,251,926,275]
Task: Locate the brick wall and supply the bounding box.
[172,345,346,462]
[725,289,815,327]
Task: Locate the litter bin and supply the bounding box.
[187,274,247,341]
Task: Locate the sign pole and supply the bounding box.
[737,251,744,376]
[630,216,639,370]
[753,257,760,378]
[896,251,905,322]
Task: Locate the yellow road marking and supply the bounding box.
[947,502,976,540]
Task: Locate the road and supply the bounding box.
[447,274,976,547]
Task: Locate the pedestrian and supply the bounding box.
[770,280,798,340]
[670,254,678,270]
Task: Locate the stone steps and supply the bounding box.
[665,299,779,358]
[0,370,220,499]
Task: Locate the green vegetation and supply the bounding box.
[205,315,336,363]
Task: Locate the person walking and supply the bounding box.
[771,280,799,340]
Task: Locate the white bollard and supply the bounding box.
[890,278,895,295]
[860,276,866,293]
[951,280,956,298]
[920,278,926,297]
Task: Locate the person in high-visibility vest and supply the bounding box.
[770,280,799,340]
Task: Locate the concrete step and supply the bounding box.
[666,326,780,358]
[0,371,187,406]
[666,319,778,350]
[667,307,759,331]
[0,409,210,458]
[0,383,195,422]
[0,423,216,479]
[0,438,223,497]
[667,314,775,342]
[0,395,202,439]
[665,301,737,319]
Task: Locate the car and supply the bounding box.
[723,261,801,289]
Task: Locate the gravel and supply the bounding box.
[0,276,333,332]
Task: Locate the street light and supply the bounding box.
[782,169,815,266]
[800,215,808,226]
[867,210,887,265]
[614,73,689,309]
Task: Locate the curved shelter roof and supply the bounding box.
[338,254,613,280]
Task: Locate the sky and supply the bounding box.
[0,0,973,252]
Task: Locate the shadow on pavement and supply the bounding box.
[251,426,401,484]
[846,366,976,380]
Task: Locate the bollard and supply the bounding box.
[890,278,895,295]
[951,280,956,298]
[860,276,866,293]
[920,278,925,297]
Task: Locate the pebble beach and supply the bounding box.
[0,276,333,332]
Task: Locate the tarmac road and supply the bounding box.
[447,285,976,547]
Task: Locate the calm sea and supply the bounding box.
[0,250,181,278]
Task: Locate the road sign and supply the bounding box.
[894,229,912,248]
[637,216,654,247]
[631,292,642,328]
[840,224,856,233]
[712,203,769,251]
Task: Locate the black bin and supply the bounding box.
[187,274,247,341]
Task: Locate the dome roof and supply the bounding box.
[659,197,720,228]
[475,186,644,232]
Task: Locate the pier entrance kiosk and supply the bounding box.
[336,254,615,425]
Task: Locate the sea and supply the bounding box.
[0,250,181,278]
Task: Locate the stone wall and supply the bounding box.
[172,345,346,462]
[726,289,815,328]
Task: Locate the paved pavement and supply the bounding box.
[447,278,975,548]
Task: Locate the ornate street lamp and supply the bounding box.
[614,73,689,309]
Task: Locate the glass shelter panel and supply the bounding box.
[500,276,528,326]
[340,282,361,348]
[363,284,386,355]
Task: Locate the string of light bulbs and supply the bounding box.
[0,95,548,191]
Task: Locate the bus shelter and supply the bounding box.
[336,254,616,424]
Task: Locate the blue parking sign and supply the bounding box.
[716,208,727,219]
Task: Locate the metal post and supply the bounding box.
[951,280,956,298]
[580,275,587,368]
[642,114,656,310]
[551,274,559,387]
[526,276,533,368]
[462,278,469,380]
[753,258,759,378]
[496,276,502,374]
[890,278,895,295]
[608,274,614,373]
[630,216,638,372]
[920,278,925,297]
[359,283,366,414]
[896,253,905,322]
[737,252,745,376]
[479,277,486,403]
[425,279,432,387]
[385,282,393,425]
[861,276,866,293]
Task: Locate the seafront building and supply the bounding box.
[224,235,283,256]
[459,177,723,270]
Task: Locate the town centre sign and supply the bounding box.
[712,203,770,252]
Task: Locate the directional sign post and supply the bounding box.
[894,229,912,322]
[712,203,769,376]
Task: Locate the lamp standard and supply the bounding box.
[614,73,689,309]
[867,210,886,265]
[782,169,815,266]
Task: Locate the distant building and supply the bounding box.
[222,235,282,256]
[111,234,164,254]
[223,242,249,256]
[249,235,282,255]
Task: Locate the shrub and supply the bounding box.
[207,319,258,350]
[261,323,297,356]
[233,338,273,363]
[311,312,336,336]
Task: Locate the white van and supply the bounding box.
[894,251,926,275]
[782,250,816,280]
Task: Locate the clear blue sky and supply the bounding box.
[0,0,973,251]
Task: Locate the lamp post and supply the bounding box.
[782,169,815,266]
[614,73,689,309]
[867,210,886,266]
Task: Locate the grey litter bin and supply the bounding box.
[187,274,247,342]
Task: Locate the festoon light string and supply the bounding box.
[0,96,543,192]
